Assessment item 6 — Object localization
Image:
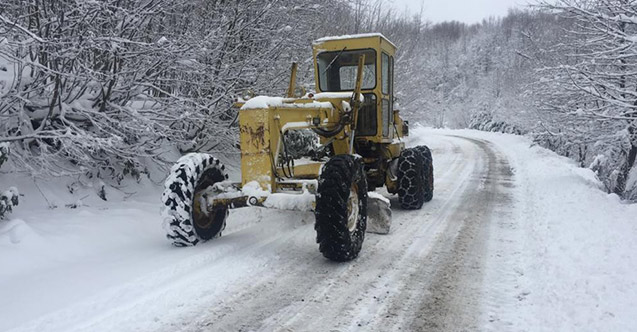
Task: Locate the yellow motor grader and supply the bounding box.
[161,34,434,261]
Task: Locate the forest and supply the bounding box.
[1,0,636,201]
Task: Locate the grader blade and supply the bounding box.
[366,194,392,234]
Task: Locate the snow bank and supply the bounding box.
[414,126,637,331]
[0,219,39,245]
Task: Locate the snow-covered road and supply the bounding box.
[158,134,513,332]
[1,128,636,332]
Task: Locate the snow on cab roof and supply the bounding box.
[314,33,396,48]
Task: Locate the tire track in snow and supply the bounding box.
[396,137,514,332]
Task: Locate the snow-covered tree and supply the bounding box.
[0,0,341,182]
[534,0,637,198]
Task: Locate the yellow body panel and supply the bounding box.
[239,108,274,190]
[277,162,323,179]
[239,101,347,191]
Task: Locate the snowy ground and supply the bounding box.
[1,127,636,331]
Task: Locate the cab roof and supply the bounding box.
[313,33,397,49]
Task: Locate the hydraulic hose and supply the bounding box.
[312,122,345,138]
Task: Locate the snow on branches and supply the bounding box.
[0,187,19,220]
[0,0,336,181]
[533,0,637,199]
[0,143,8,169]
[0,142,19,219]
[470,112,526,135]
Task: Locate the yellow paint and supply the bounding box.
[239,103,344,191]
[276,163,323,179]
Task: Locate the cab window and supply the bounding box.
[382,52,390,95]
[317,49,377,92]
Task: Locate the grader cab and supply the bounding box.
[161,33,434,261]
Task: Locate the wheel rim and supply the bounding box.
[346,183,360,233]
[193,190,215,229]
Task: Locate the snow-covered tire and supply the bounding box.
[397,148,426,209]
[161,153,229,247]
[414,145,434,202]
[315,155,368,262]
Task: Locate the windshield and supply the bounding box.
[317,49,376,92]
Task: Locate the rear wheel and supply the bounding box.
[397,148,426,209]
[161,153,229,246]
[315,155,368,261]
[414,145,434,202]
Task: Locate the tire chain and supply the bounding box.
[413,145,434,202]
[397,148,426,209]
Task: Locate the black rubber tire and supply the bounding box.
[414,145,434,202]
[415,145,432,163]
[397,148,426,209]
[161,153,229,246]
[315,155,368,262]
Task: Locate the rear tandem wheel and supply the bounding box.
[413,145,434,202]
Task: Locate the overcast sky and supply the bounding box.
[390,0,528,24]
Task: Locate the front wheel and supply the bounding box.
[161,153,229,246]
[315,155,368,261]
